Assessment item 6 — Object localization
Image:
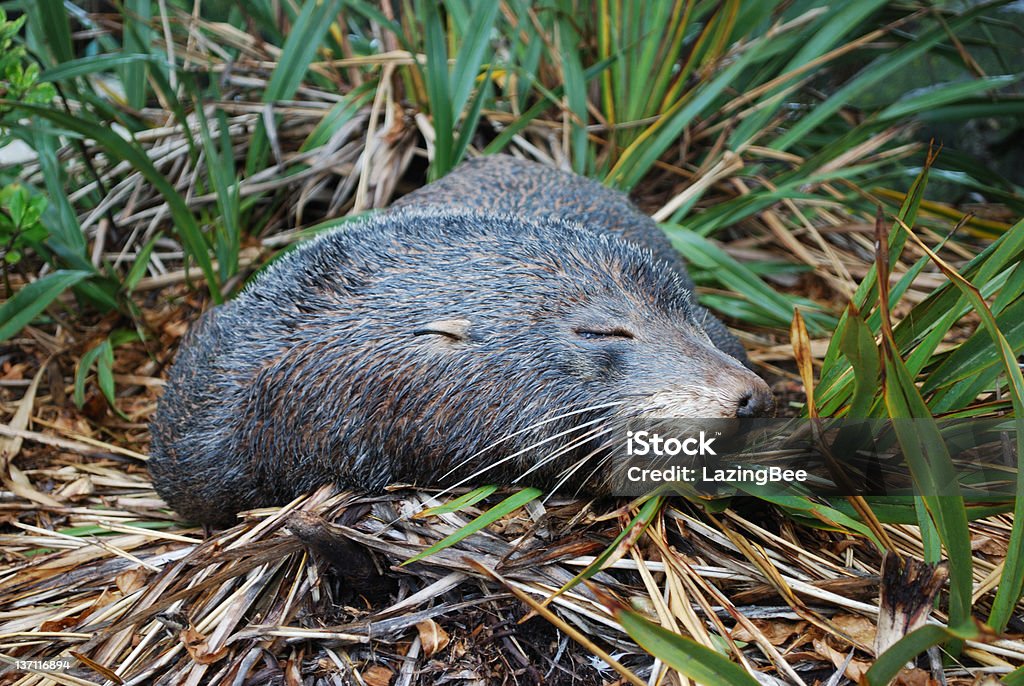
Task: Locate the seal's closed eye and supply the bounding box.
[575,327,635,340]
[413,318,472,341]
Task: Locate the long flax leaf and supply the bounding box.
[899,225,1024,633]
[611,603,762,686]
[33,0,74,65]
[0,271,92,341]
[865,622,984,686]
[121,0,152,110]
[419,0,454,179]
[402,488,542,565]
[245,0,344,174]
[771,2,1002,151]
[875,212,972,635]
[9,101,222,301]
[448,0,499,118]
[555,3,588,173]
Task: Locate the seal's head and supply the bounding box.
[400,211,772,404]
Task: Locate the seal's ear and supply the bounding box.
[413,318,472,342]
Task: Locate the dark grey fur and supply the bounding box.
[392,155,746,361]
[150,160,773,525]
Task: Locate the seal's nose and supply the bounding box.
[734,385,775,418]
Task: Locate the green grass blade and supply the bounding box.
[8,101,222,302]
[29,127,88,256]
[772,3,1000,152]
[612,605,761,686]
[482,57,616,155]
[988,411,1024,631]
[125,234,160,292]
[608,48,758,190]
[263,0,341,100]
[927,296,1024,408]
[759,495,883,550]
[403,488,542,565]
[992,260,1024,313]
[864,622,982,686]
[97,339,116,406]
[730,0,889,146]
[837,305,880,418]
[196,99,241,281]
[0,270,92,341]
[556,1,589,174]
[73,341,106,408]
[900,231,1024,632]
[664,227,832,333]
[882,353,973,629]
[41,54,161,84]
[452,64,493,166]
[420,0,454,179]
[917,97,1024,121]
[878,74,1023,122]
[553,495,662,600]
[416,485,498,517]
[448,0,499,118]
[829,497,1012,524]
[245,0,344,174]
[300,83,376,152]
[1006,664,1024,686]
[121,0,153,110]
[817,159,935,408]
[32,0,74,65]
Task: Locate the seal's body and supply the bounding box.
[150,158,772,524]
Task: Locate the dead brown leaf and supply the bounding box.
[51,411,94,435]
[1,362,28,381]
[362,664,394,686]
[40,614,85,632]
[70,651,124,684]
[115,567,150,595]
[731,619,807,646]
[415,618,451,657]
[831,613,876,648]
[163,319,189,339]
[40,589,115,630]
[285,654,303,686]
[893,667,936,686]
[811,637,870,682]
[57,475,95,499]
[180,626,228,665]
[971,535,1006,557]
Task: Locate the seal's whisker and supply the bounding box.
[436,400,624,483]
[535,434,619,502]
[569,444,620,498]
[548,450,602,499]
[512,423,617,484]
[435,412,615,496]
[557,436,618,495]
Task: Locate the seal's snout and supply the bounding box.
[720,363,775,418]
[734,384,775,418]
[636,364,776,419]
